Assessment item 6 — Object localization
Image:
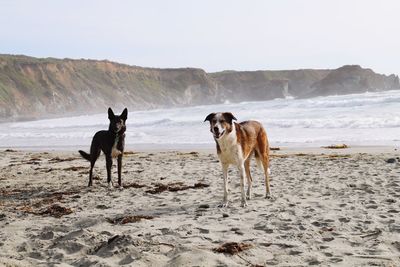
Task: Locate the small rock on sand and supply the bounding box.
[198,204,210,209]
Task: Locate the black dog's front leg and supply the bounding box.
[117,154,122,187]
[117,135,125,187]
[105,154,113,186]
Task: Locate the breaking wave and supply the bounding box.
[1,90,400,147]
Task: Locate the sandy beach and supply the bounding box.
[0,147,400,266]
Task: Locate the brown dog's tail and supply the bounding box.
[78,150,91,161]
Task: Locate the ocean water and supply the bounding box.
[1,90,400,149]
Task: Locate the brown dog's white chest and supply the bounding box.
[217,127,244,165]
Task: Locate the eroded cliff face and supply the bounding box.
[307,65,400,97]
[210,71,289,102]
[0,55,219,120]
[0,55,398,121]
[210,69,332,100]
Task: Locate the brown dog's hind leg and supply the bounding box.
[244,158,253,200]
[262,156,271,198]
[257,128,271,198]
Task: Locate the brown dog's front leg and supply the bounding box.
[218,163,229,208]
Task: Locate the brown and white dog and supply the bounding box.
[204,112,271,207]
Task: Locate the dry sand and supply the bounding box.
[0,147,400,266]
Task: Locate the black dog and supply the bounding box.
[79,108,128,187]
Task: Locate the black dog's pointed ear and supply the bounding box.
[223,112,237,123]
[204,113,215,122]
[120,108,128,120]
[108,108,115,120]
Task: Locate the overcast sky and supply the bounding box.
[0,0,399,74]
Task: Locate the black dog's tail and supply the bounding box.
[78,150,91,161]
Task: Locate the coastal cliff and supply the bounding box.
[0,55,398,121]
[307,65,400,97]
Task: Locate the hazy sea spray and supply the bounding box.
[1,90,400,148]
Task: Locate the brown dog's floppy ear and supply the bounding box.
[121,108,128,120]
[204,113,215,122]
[108,108,115,120]
[223,112,237,123]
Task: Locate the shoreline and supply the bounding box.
[1,144,398,154]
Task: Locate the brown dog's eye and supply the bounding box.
[212,119,217,123]
[220,119,225,123]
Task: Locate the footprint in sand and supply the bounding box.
[38,231,54,240]
[338,217,351,223]
[119,255,135,265]
[28,251,44,260]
